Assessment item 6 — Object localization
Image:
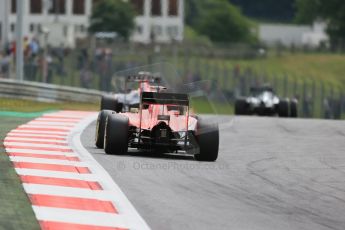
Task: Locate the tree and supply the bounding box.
[89,0,135,41]
[294,0,319,24]
[195,0,256,43]
[229,0,295,23]
[295,0,345,49]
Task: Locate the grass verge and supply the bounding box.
[0,117,40,229]
[0,98,98,112]
[224,53,345,86]
[191,98,233,114]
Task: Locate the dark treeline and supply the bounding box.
[228,0,296,22]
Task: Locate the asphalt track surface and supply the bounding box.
[81,116,345,230]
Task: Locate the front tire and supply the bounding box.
[194,118,219,161]
[278,99,289,117]
[95,110,113,149]
[235,98,248,115]
[290,100,298,118]
[104,114,129,155]
[100,95,122,112]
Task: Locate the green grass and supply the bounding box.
[176,53,345,88]
[0,117,40,230]
[191,98,233,115]
[0,98,98,113]
[224,53,345,87]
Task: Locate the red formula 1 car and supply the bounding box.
[95,74,161,148]
[95,76,219,161]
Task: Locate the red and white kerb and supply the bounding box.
[4,111,149,230]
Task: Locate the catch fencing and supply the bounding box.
[1,42,344,119]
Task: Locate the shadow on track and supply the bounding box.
[90,147,195,161]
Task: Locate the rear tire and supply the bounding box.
[278,99,289,117]
[104,114,129,155]
[101,95,122,112]
[194,118,219,161]
[235,98,248,115]
[95,110,113,149]
[290,100,298,118]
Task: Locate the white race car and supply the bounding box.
[235,86,298,117]
[100,73,161,112]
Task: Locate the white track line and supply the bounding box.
[9,130,69,135]
[54,115,92,117]
[6,149,78,157]
[70,114,150,230]
[18,125,73,130]
[6,132,67,137]
[23,184,119,202]
[26,123,74,128]
[32,206,128,228]
[4,137,67,143]
[42,115,89,119]
[4,142,71,149]
[9,156,87,167]
[33,119,79,123]
[43,117,88,119]
[15,168,99,181]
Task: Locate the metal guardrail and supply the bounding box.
[0,79,102,103]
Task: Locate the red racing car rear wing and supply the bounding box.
[141,92,189,106]
[138,92,190,146]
